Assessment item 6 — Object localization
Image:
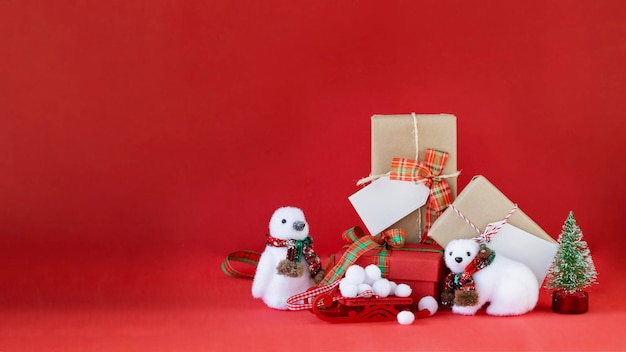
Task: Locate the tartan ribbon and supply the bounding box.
[265,234,323,279]
[221,250,262,278]
[443,244,495,306]
[390,149,454,242]
[318,226,405,286]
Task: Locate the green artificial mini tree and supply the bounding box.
[545,211,598,293]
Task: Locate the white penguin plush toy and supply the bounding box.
[252,206,324,310]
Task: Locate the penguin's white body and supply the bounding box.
[251,207,314,310]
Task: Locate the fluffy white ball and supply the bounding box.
[418,296,439,316]
[372,278,391,298]
[357,283,373,298]
[397,310,415,325]
[344,265,365,285]
[364,264,382,284]
[338,278,351,291]
[339,278,359,297]
[394,283,412,298]
[388,281,398,295]
[339,283,358,298]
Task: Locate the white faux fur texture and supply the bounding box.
[251,207,313,310]
[444,239,539,316]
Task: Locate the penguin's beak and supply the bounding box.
[293,221,306,231]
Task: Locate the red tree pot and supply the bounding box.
[552,290,588,314]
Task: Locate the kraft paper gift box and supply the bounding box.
[428,175,558,285]
[356,113,458,243]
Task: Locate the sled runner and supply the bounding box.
[311,290,413,323]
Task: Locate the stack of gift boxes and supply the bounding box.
[330,113,558,308]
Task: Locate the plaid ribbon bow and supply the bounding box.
[318,226,405,286]
[390,149,454,242]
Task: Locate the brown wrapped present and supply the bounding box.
[370,113,458,243]
[429,175,558,284]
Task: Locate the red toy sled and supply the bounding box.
[311,289,413,323]
[287,281,420,323]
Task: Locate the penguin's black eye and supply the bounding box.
[281,219,287,224]
[466,251,471,256]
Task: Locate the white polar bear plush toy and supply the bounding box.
[251,206,324,310]
[441,239,538,316]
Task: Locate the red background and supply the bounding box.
[1,1,625,350]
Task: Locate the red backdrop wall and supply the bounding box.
[1,0,624,309]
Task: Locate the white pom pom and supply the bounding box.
[372,278,391,298]
[338,278,351,291]
[394,283,412,298]
[339,282,358,298]
[418,296,439,315]
[364,264,382,284]
[344,265,365,284]
[388,281,398,295]
[397,310,415,325]
[357,283,373,297]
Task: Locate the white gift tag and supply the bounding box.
[486,222,558,286]
[348,176,430,236]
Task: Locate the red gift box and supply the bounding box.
[333,243,443,308]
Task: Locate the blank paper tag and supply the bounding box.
[486,222,558,285]
[348,176,430,236]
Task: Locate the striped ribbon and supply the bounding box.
[286,279,381,311]
[390,149,455,242]
[318,227,406,286]
[448,204,518,243]
[221,250,262,278]
[286,280,340,310]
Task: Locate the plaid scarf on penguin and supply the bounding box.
[441,244,495,307]
[266,234,324,283]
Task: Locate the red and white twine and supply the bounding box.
[448,204,518,243]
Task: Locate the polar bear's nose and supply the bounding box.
[455,257,463,263]
[293,221,306,231]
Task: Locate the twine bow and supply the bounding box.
[390,149,457,242]
[318,227,405,286]
[448,204,518,243]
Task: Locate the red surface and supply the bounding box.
[1,0,625,350]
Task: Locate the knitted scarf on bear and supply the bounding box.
[266,234,322,278]
[444,244,495,293]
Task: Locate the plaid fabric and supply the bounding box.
[266,234,323,279]
[390,149,454,242]
[221,250,262,278]
[443,244,495,305]
[286,280,340,311]
[318,227,406,286]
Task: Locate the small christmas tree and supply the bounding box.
[545,211,598,293]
